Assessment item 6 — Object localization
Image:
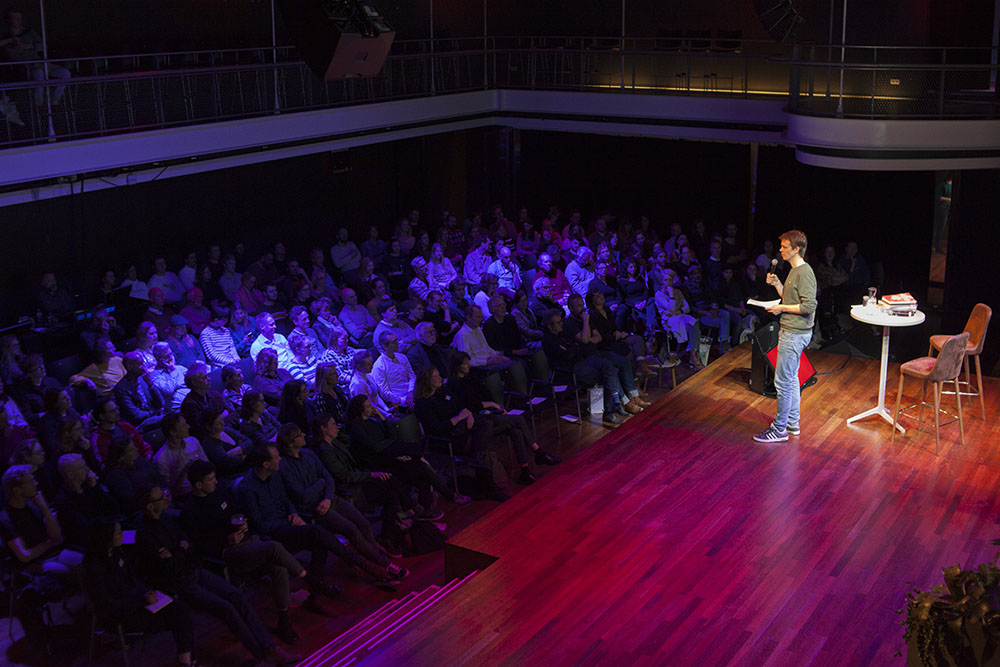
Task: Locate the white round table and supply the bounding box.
[847,305,926,433]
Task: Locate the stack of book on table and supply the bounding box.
[878,292,918,314]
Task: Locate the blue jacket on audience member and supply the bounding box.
[279,448,336,513]
[235,469,295,534]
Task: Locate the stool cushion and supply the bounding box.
[901,357,936,379]
[929,334,975,354]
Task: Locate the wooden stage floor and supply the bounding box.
[363,344,1000,666]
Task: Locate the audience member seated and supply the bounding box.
[135,321,160,371]
[654,269,703,368]
[453,304,513,373]
[53,415,101,471]
[277,424,404,584]
[9,439,60,502]
[277,379,316,434]
[53,452,121,547]
[235,272,265,315]
[166,316,207,369]
[287,334,319,385]
[317,327,361,390]
[148,257,186,305]
[566,294,644,413]
[483,294,531,359]
[69,338,126,397]
[308,363,348,426]
[236,442,382,597]
[372,331,416,410]
[35,271,75,323]
[0,335,26,387]
[153,413,209,498]
[408,256,431,301]
[80,308,125,357]
[218,254,243,303]
[228,302,258,358]
[220,363,252,414]
[541,309,629,426]
[288,306,323,358]
[199,303,241,367]
[372,301,416,354]
[253,347,292,407]
[311,412,416,557]
[135,485,300,666]
[427,243,458,291]
[114,351,164,431]
[84,517,197,666]
[119,264,150,301]
[380,238,409,298]
[250,312,293,368]
[533,252,571,304]
[486,245,521,298]
[309,297,340,348]
[338,288,377,348]
[92,395,153,462]
[510,289,543,346]
[143,288,177,339]
[237,390,281,447]
[181,461,306,644]
[180,362,227,440]
[330,227,362,285]
[406,322,451,376]
[473,273,500,316]
[178,288,211,336]
[565,246,597,296]
[424,289,458,341]
[585,288,650,374]
[150,342,190,410]
[449,353,561,485]
[413,366,508,501]
[198,408,248,478]
[463,235,493,295]
[102,435,164,519]
[35,387,78,453]
[0,376,28,432]
[0,465,79,643]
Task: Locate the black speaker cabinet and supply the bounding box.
[278,1,395,80]
[749,321,817,397]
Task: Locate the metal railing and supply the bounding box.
[1,37,998,148]
[782,45,1000,119]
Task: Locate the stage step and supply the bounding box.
[298,569,480,667]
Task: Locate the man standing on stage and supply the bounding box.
[753,230,817,443]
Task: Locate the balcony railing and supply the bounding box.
[782,45,1000,119]
[1,37,997,148]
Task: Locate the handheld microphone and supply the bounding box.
[770,258,778,271]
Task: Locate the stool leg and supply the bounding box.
[975,355,985,420]
[963,355,971,408]
[918,380,926,433]
[892,373,904,442]
[955,376,965,446]
[933,381,941,456]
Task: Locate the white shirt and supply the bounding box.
[153,436,208,496]
[371,353,415,405]
[487,258,521,292]
[453,323,499,366]
[565,261,596,296]
[250,333,293,368]
[463,248,492,286]
[148,272,186,303]
[349,371,393,414]
[121,278,149,301]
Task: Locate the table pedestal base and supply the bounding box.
[847,405,906,433]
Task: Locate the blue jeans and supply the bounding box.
[773,329,812,431]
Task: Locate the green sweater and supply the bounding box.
[781,263,817,333]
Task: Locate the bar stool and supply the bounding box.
[928,303,992,420]
[892,332,969,455]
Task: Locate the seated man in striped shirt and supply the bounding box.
[199,304,240,368]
